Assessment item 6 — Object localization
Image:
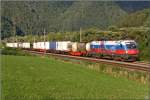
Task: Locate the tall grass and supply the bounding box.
[56,57,150,84]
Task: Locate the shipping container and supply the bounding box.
[39,42,44,49]
[6,43,13,47]
[22,43,30,48]
[56,41,71,51]
[37,42,42,49]
[33,43,37,49]
[39,42,50,50]
[7,43,18,48]
[44,42,50,50]
[72,42,86,52]
[33,42,40,49]
[50,42,56,50]
[33,42,50,50]
[13,43,18,48]
[18,43,23,48]
[86,43,91,51]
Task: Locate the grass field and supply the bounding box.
[1,55,149,100]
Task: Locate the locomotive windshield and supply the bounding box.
[125,42,137,49]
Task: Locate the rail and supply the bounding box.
[24,50,150,73]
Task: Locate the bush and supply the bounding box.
[1,47,31,56]
[108,26,118,31]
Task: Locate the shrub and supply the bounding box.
[108,26,118,31]
[1,47,31,56]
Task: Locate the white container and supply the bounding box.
[72,42,78,52]
[33,42,50,50]
[56,41,71,51]
[18,43,23,48]
[22,42,30,48]
[33,43,36,49]
[6,43,18,48]
[39,42,50,50]
[6,43,13,47]
[37,42,42,49]
[64,41,72,51]
[33,42,39,49]
[40,42,44,49]
[45,42,50,50]
[14,43,18,48]
[86,43,91,51]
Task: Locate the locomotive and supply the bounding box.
[6,40,139,61]
[86,40,139,61]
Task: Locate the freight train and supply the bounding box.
[6,40,139,61]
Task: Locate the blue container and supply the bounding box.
[50,42,56,50]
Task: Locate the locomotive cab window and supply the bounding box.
[115,44,125,50]
[125,42,137,49]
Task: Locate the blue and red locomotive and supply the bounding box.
[86,40,139,61]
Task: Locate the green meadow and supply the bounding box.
[1,55,149,100]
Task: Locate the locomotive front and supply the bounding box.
[122,40,139,61]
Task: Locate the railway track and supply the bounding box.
[132,62,150,67]
[24,50,150,73]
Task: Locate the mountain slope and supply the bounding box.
[1,1,126,39]
[59,1,126,31]
[117,9,150,27]
[1,1,73,38]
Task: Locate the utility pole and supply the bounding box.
[43,28,46,54]
[16,35,17,43]
[34,36,35,43]
[44,28,46,42]
[80,27,82,42]
[13,18,16,43]
[80,4,84,43]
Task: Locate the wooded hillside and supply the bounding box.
[1,1,126,39]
